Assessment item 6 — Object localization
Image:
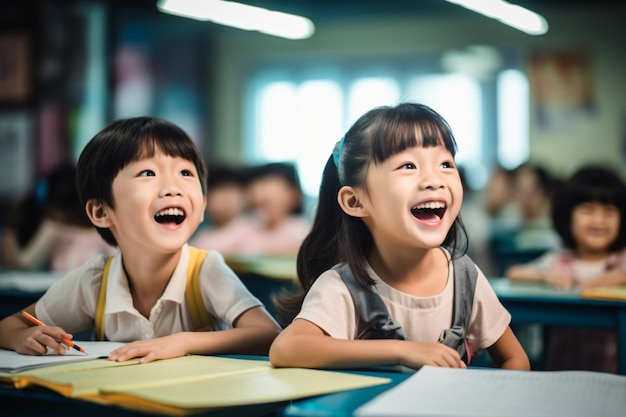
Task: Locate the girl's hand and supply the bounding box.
[578,271,626,291]
[14,325,72,356]
[543,272,573,291]
[108,333,191,363]
[400,342,466,369]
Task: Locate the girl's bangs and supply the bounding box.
[371,117,455,163]
[575,184,619,207]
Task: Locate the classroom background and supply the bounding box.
[0,3,624,267]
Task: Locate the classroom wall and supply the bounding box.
[210,5,626,180]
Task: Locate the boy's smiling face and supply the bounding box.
[104,149,206,254]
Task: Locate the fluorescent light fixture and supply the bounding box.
[157,0,315,40]
[445,0,548,35]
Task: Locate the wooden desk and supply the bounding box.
[489,278,626,375]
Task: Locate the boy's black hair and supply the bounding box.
[76,117,207,247]
[274,103,468,325]
[551,165,626,251]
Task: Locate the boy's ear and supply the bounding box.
[85,199,112,228]
[337,186,367,218]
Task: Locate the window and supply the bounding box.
[245,53,527,198]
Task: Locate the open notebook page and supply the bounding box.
[0,341,125,373]
[355,366,626,417]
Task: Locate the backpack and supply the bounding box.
[94,246,213,341]
[336,254,478,364]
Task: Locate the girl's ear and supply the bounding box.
[85,199,112,228]
[337,186,368,218]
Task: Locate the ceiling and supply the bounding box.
[234,0,623,22]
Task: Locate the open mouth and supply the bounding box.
[155,207,186,225]
[411,201,446,222]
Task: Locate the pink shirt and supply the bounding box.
[16,219,116,272]
[191,214,310,257]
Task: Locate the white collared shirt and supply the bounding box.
[36,245,262,342]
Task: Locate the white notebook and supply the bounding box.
[0,341,125,373]
[355,366,626,417]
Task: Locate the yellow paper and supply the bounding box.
[99,366,390,415]
[3,355,391,415]
[580,286,626,302]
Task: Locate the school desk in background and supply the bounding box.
[225,255,300,319]
[0,270,63,319]
[490,278,626,375]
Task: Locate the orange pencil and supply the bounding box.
[20,310,87,354]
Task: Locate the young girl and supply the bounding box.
[269,103,529,371]
[0,117,280,362]
[506,165,626,372]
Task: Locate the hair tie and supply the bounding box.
[332,136,345,167]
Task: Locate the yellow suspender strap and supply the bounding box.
[95,256,114,341]
[185,247,213,332]
[94,248,212,340]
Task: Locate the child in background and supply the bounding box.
[201,165,249,229]
[192,162,309,258]
[509,163,561,252]
[0,117,280,362]
[506,165,626,372]
[1,162,116,272]
[269,103,529,371]
[189,164,249,250]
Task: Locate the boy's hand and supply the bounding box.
[14,325,72,356]
[401,342,466,369]
[108,333,190,364]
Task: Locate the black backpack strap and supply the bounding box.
[440,254,478,363]
[336,264,406,340]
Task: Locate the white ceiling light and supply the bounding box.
[157,0,315,40]
[445,0,548,35]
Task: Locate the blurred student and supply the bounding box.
[270,103,529,371]
[1,162,115,272]
[192,162,310,258]
[483,164,520,232]
[487,163,561,275]
[506,165,626,372]
[202,165,248,228]
[0,117,280,362]
[510,163,561,251]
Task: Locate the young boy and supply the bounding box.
[0,117,281,363]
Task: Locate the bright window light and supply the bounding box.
[256,80,343,197]
[497,69,529,169]
[256,82,297,161]
[445,0,548,35]
[157,0,315,40]
[407,74,482,165]
[347,78,400,124]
